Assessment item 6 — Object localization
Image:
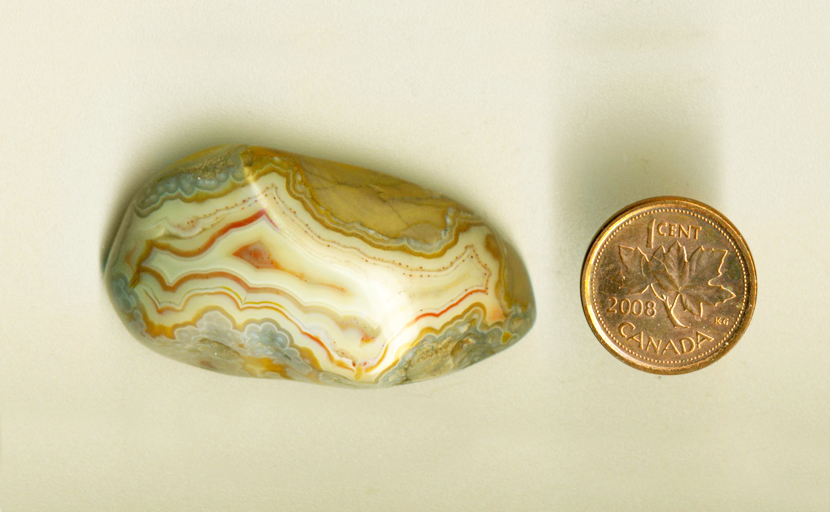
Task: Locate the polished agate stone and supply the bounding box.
[105,145,535,387]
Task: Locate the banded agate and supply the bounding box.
[105,145,534,387]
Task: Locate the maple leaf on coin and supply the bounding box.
[617,241,735,327]
[680,246,735,317]
[618,246,650,294]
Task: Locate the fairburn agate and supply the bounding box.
[105,145,535,387]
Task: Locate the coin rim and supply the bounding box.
[580,196,757,375]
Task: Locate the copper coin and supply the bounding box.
[581,197,757,374]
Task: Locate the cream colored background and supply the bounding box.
[2,1,828,510]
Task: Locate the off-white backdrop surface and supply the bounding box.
[2,1,828,510]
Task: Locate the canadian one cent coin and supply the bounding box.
[581,197,756,374]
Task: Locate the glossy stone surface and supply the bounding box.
[105,145,535,387]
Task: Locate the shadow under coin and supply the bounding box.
[553,106,722,251]
[546,19,724,377]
